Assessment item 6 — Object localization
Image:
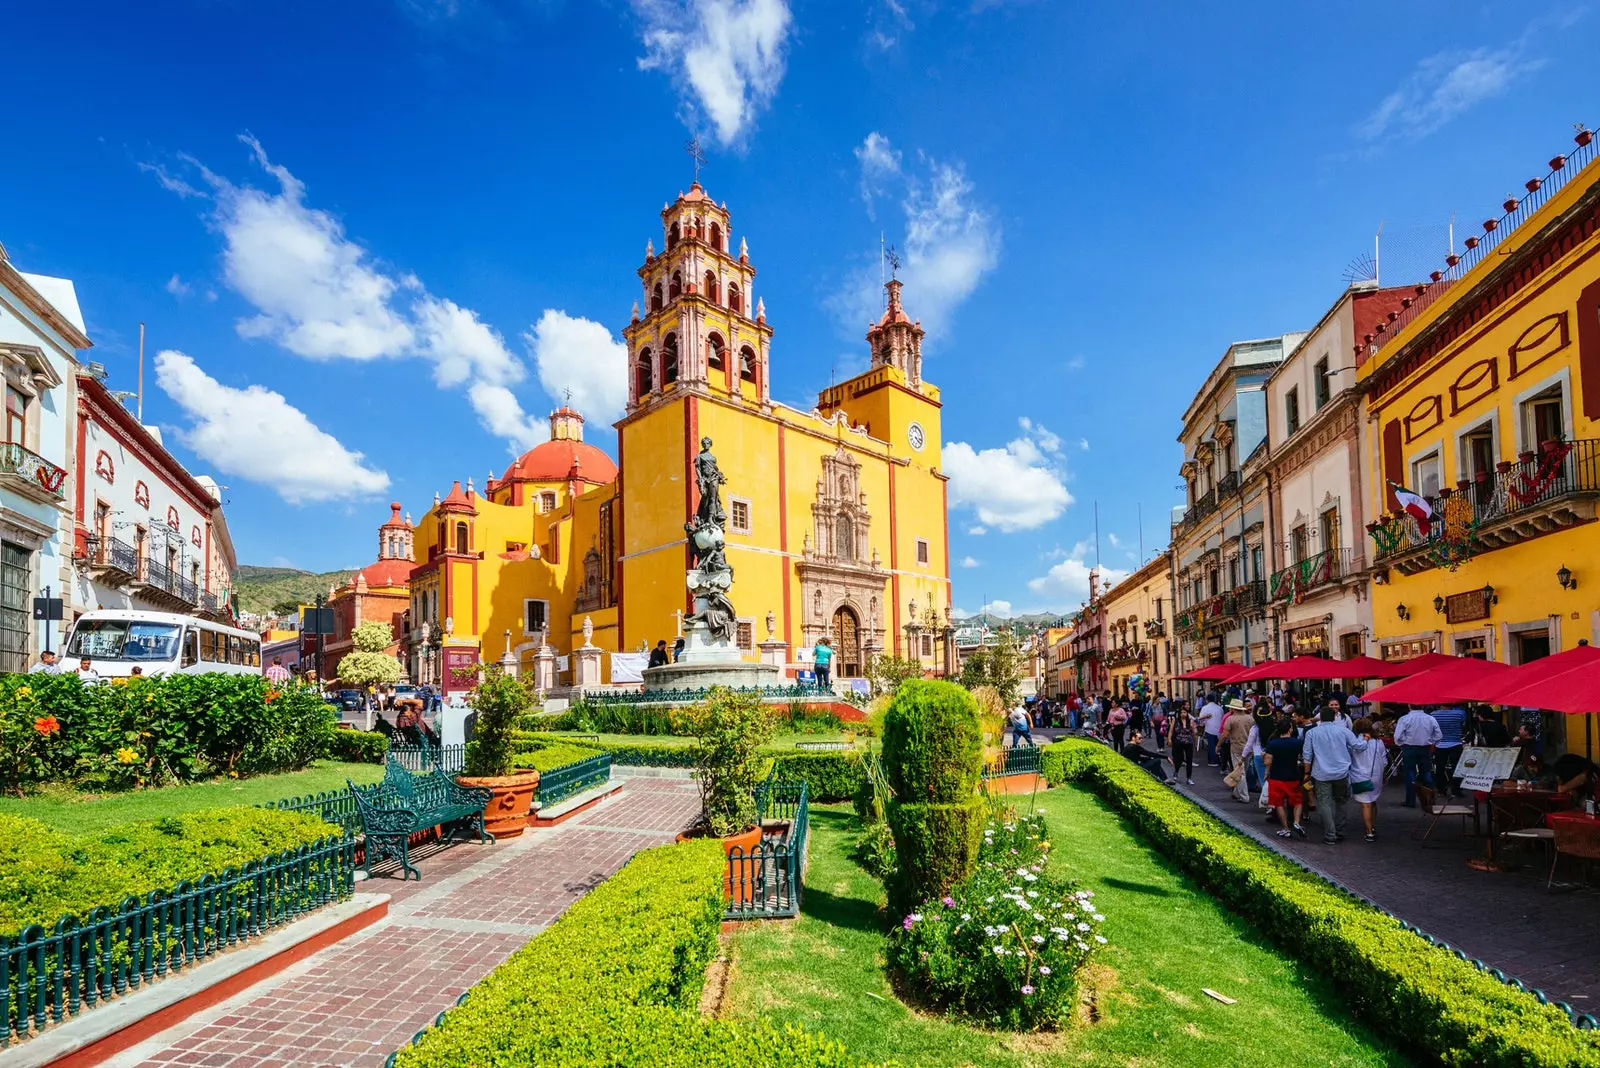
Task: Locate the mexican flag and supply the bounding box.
[1391,482,1434,535]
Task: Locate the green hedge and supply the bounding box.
[326,728,389,764]
[0,807,340,937]
[768,752,865,802]
[1040,740,1600,1068]
[513,743,604,772]
[880,680,981,802]
[391,840,874,1067]
[0,673,336,792]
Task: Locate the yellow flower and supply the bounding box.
[16,686,30,697]
[112,678,128,687]
[115,747,138,765]
[228,770,239,779]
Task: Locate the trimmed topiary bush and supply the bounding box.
[325,727,389,764]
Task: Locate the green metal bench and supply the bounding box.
[348,756,494,880]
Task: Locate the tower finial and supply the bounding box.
[685,136,707,185]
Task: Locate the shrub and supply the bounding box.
[0,807,339,937]
[1040,739,1600,1068]
[853,821,897,879]
[326,728,389,764]
[768,751,865,802]
[688,687,776,837]
[880,680,981,802]
[463,668,533,777]
[888,822,1105,1031]
[390,840,874,1067]
[513,743,603,772]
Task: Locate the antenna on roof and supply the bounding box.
[137,322,145,423]
[884,244,901,282]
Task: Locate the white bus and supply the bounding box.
[65,609,263,678]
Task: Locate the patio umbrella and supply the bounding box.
[1174,663,1247,682]
[1459,644,1600,705]
[1333,655,1416,680]
[1364,657,1512,705]
[1270,655,1364,681]
[1389,651,1462,674]
[1225,659,1285,683]
[1488,653,1600,714]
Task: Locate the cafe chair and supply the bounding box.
[1412,797,1476,845]
[1500,826,1556,869]
[1549,820,1600,889]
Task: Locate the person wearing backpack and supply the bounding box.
[1167,708,1197,785]
[1108,703,1129,752]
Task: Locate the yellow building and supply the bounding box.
[1360,129,1600,754]
[1099,553,1177,700]
[406,181,952,689]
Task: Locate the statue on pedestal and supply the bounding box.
[684,438,738,643]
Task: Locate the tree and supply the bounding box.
[335,620,404,688]
[959,630,1024,708]
[867,652,925,696]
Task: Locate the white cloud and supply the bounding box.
[636,0,792,147]
[943,421,1071,533]
[837,133,1000,338]
[982,599,1013,617]
[1065,355,1085,371]
[165,274,191,298]
[1107,533,1123,549]
[1027,541,1129,611]
[1355,19,1564,143]
[1017,417,1061,454]
[155,349,390,504]
[967,525,986,536]
[154,135,555,452]
[137,162,202,199]
[526,310,630,423]
[1078,438,1089,451]
[959,555,980,568]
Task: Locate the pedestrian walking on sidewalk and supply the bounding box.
[1167,708,1197,785]
[1301,706,1370,844]
[1263,717,1306,839]
[1348,718,1387,842]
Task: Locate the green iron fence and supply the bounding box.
[535,751,613,807]
[0,833,354,1046]
[260,785,381,838]
[387,744,466,774]
[725,781,809,920]
[982,745,1044,779]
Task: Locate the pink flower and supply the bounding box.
[942,896,956,907]
[902,915,915,929]
[1021,984,1035,995]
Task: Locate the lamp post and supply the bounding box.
[904,598,921,661]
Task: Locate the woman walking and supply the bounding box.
[1108,703,1129,753]
[1167,707,1197,785]
[1348,717,1387,842]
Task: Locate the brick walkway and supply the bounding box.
[108,779,702,1068]
[1038,729,1600,1009]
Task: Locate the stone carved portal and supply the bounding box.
[797,447,886,676]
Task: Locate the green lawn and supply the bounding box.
[723,790,1409,1068]
[0,761,385,834]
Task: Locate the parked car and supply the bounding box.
[335,689,365,712]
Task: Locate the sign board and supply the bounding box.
[849,678,870,696]
[796,669,817,686]
[301,607,336,635]
[609,652,648,684]
[1445,590,1490,625]
[1455,746,1520,792]
[31,597,64,622]
[441,648,480,695]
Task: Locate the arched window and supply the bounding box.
[707,332,726,371]
[709,222,723,250]
[651,283,663,313]
[836,517,855,561]
[636,348,654,397]
[703,270,718,303]
[669,270,682,301]
[727,283,741,314]
[662,334,679,385]
[454,521,469,555]
[739,345,757,383]
[667,221,680,249]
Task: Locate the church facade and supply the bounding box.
[405,182,952,689]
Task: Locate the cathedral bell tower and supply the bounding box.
[866,278,925,388]
[620,182,775,415]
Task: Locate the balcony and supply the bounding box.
[1216,470,1240,497]
[79,536,141,586]
[1143,618,1167,639]
[0,442,68,505]
[1173,487,1218,536]
[1269,548,1363,603]
[1369,439,1600,575]
[133,557,200,609]
[1233,578,1269,616]
[1105,642,1147,668]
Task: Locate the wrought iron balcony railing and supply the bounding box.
[0,442,68,503]
[1269,548,1363,603]
[80,535,141,579]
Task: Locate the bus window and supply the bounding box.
[247,639,261,667]
[182,629,199,668]
[68,619,181,663]
[200,628,216,661]
[226,635,240,665]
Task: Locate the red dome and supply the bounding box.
[500,439,618,485]
[356,558,413,588]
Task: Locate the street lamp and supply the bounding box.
[1558,564,1577,591]
[1396,604,1410,621]
[1433,595,1445,615]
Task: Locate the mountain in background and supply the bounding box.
[235,565,355,616]
[954,612,1068,630]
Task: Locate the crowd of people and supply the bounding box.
[1024,686,1596,847]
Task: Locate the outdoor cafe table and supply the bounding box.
[1469,786,1573,868]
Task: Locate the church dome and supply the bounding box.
[355,557,414,589]
[500,438,618,484]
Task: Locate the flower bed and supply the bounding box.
[1040,739,1600,1068]
[387,839,871,1067]
[0,807,350,1045]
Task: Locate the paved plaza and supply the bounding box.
[1044,729,1600,1009]
[108,778,702,1068]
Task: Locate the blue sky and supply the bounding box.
[3,0,1595,615]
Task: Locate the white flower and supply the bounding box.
[1064,913,1075,921]
[1024,873,1038,883]
[986,896,995,903]
[1077,922,1091,932]
[993,946,1006,955]
[962,913,972,921]
[1093,914,1105,922]
[1026,890,1038,898]
[1031,935,1045,944]
[1039,965,1052,975]
[1075,939,1088,950]
[910,913,923,922]
[1094,934,1108,944]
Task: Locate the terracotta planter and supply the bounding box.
[678,824,765,905]
[457,769,541,839]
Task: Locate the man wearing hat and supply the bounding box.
[1223,698,1253,799]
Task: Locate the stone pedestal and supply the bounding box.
[572,645,603,688]
[642,622,780,691]
[534,646,558,692]
[758,639,789,668]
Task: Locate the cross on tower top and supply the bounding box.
[685,137,707,185]
[884,243,901,281]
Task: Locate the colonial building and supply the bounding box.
[1263,283,1408,660]
[1172,333,1305,672]
[1099,553,1176,699]
[1063,576,1109,697]
[73,368,237,623]
[0,247,88,670]
[1362,129,1600,754]
[324,503,414,679]
[406,182,952,691]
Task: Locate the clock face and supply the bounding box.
[908,422,926,451]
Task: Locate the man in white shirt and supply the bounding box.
[1197,693,1225,767]
[74,657,102,685]
[1392,705,1443,808]
[1301,707,1370,843]
[29,650,61,674]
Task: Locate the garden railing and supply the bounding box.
[260,784,382,838]
[535,751,613,807]
[0,833,354,1046]
[726,781,809,920]
[983,746,1044,779]
[387,743,466,775]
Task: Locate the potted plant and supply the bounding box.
[678,687,776,901]
[455,668,540,838]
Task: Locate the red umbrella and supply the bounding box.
[1334,655,1416,680]
[1174,663,1246,682]
[1226,659,1285,683]
[1390,651,1462,674]
[1459,644,1600,704]
[1365,657,1512,704]
[1272,655,1364,681]
[1484,649,1600,713]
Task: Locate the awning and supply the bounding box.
[1174,663,1247,682]
[1482,645,1600,713]
[1364,657,1512,704]
[1226,659,1285,682]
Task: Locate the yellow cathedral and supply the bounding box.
[404,181,952,690]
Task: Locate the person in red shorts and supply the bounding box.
[1262,716,1307,839]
